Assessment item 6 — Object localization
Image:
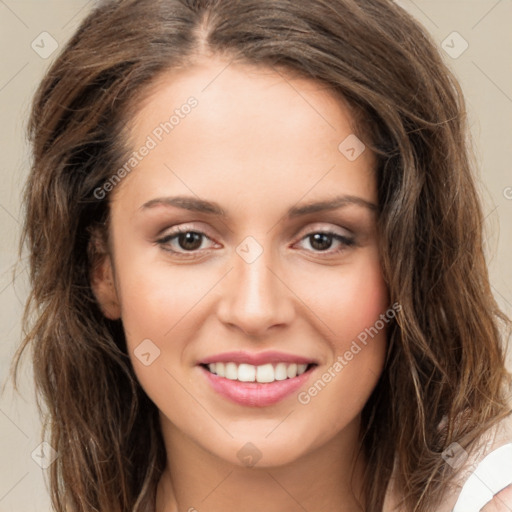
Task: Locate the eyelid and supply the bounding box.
[293,230,355,254]
[294,222,353,239]
[157,224,218,249]
[158,221,352,241]
[158,223,218,243]
[155,221,356,257]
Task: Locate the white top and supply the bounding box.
[452,442,512,511]
[382,412,512,511]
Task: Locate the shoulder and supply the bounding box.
[453,442,512,512]
[479,483,512,512]
[452,412,512,512]
[383,412,512,512]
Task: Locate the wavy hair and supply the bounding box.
[11,0,511,510]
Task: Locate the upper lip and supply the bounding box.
[199,350,318,366]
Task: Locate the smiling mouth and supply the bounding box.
[200,362,317,384]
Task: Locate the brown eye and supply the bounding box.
[309,233,335,251]
[174,231,203,251]
[156,227,216,255]
[298,231,355,254]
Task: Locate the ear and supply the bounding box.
[88,226,122,320]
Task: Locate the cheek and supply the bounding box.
[114,257,209,415]
[294,250,390,345]
[114,248,211,345]
[336,262,390,342]
[329,254,389,396]
[292,252,389,423]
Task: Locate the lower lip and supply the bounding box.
[200,365,315,407]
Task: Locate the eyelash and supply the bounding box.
[155,225,355,258]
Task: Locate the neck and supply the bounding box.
[156,414,367,512]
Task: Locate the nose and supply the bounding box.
[216,241,294,337]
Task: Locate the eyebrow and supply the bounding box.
[139,194,377,218]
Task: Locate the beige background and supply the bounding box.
[0,1,511,510]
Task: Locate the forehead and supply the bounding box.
[128,58,362,148]
[112,58,377,212]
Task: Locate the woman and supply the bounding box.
[11,0,512,510]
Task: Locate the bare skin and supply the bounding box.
[481,484,512,511]
[91,57,391,512]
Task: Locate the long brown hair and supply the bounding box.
[11,0,511,510]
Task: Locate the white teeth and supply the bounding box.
[225,362,238,380]
[205,361,312,382]
[216,362,225,377]
[274,363,288,381]
[256,363,274,383]
[238,363,256,382]
[297,364,308,375]
[286,363,297,378]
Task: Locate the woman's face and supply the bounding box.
[95,58,389,467]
